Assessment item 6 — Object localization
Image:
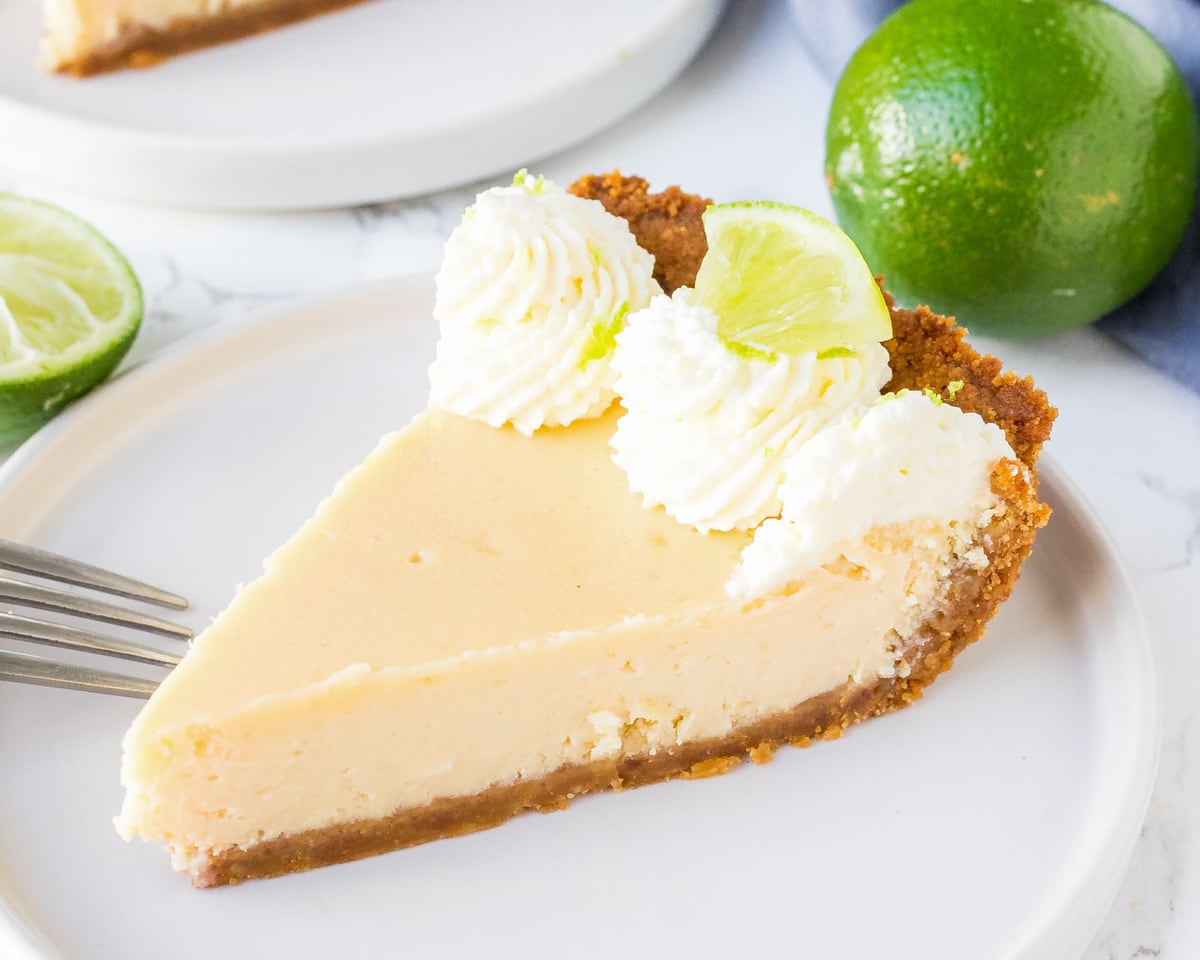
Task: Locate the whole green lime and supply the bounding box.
[825,0,1198,337]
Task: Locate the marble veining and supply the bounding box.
[1136,474,1200,575]
[1091,720,1193,959]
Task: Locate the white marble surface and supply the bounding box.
[1,1,1198,956]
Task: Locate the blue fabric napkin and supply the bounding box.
[789,0,1200,392]
[1099,205,1200,392]
[1096,0,1200,393]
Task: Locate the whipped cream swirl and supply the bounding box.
[728,391,1016,599]
[428,175,661,435]
[610,289,892,532]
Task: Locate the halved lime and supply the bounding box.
[0,195,142,446]
[694,201,891,355]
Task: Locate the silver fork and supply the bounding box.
[0,539,191,699]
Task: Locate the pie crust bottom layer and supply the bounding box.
[47,0,370,75]
[195,455,1045,887]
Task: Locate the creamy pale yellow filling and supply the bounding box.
[117,407,977,867]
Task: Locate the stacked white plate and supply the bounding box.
[0,0,723,208]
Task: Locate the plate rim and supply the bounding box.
[0,275,1161,960]
[1014,458,1161,957]
[0,0,723,209]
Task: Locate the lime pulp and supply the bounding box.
[0,194,142,446]
[693,201,891,356]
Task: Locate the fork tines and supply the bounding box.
[0,577,192,639]
[0,538,191,698]
[0,538,187,609]
[0,612,183,667]
[0,650,162,699]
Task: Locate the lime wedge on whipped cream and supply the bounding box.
[0,194,142,446]
[694,201,891,356]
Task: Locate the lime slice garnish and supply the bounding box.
[0,194,142,446]
[693,201,891,355]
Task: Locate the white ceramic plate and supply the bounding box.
[0,0,721,209]
[0,277,1158,959]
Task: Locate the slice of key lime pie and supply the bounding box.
[116,171,1054,887]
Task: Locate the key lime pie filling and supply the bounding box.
[116,171,1054,886]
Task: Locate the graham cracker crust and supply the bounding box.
[570,172,711,296]
[48,0,372,76]
[193,174,1055,887]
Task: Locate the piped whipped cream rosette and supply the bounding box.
[608,201,895,533]
[727,390,1017,599]
[429,171,661,435]
[428,183,1022,608]
[610,290,891,532]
